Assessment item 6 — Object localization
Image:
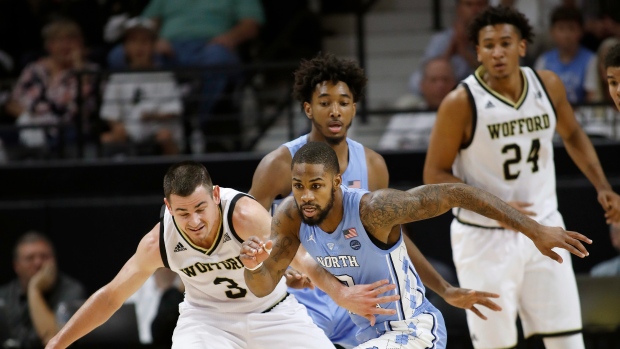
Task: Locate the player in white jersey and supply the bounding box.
[240,142,592,349]
[46,161,355,349]
[249,53,502,348]
[423,6,620,349]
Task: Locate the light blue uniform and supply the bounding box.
[299,186,446,348]
[279,135,368,348]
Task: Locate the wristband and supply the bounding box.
[245,262,263,271]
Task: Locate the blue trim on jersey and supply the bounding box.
[387,254,406,320]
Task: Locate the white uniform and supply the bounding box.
[452,66,582,348]
[159,187,335,349]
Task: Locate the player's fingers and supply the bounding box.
[368,279,390,289]
[477,298,502,311]
[514,201,533,207]
[367,307,397,316]
[567,231,592,244]
[475,291,500,299]
[564,237,589,257]
[363,314,376,327]
[470,306,487,320]
[600,195,610,210]
[373,283,397,295]
[375,294,400,304]
[546,249,563,263]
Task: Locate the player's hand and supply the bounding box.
[529,225,591,263]
[498,201,535,231]
[441,287,501,320]
[284,268,314,289]
[332,279,400,326]
[597,189,620,224]
[239,236,272,270]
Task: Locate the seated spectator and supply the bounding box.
[380,58,456,150]
[125,268,183,346]
[590,223,620,276]
[106,0,265,133]
[534,5,599,104]
[100,18,183,156]
[409,0,487,95]
[5,19,97,155]
[0,231,85,349]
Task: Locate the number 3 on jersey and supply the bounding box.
[501,138,540,180]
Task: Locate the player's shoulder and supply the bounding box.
[253,145,293,179]
[532,69,564,102]
[230,195,270,229]
[442,84,471,107]
[274,196,301,222]
[437,84,473,119]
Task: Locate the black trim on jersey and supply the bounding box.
[461,82,477,150]
[367,230,397,250]
[387,256,406,320]
[159,205,170,269]
[227,193,255,243]
[261,292,290,313]
[172,208,224,256]
[456,217,504,230]
[527,329,582,339]
[474,67,529,110]
[531,68,558,121]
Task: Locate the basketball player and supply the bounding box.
[249,53,501,348]
[241,142,592,349]
[605,43,620,112]
[45,161,377,349]
[423,6,620,349]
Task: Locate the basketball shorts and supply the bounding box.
[354,299,447,349]
[171,293,335,349]
[450,210,582,348]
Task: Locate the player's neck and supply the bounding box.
[318,189,345,234]
[307,131,350,172]
[483,68,524,104]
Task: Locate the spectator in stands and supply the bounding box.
[106,0,265,133]
[535,5,599,104]
[100,18,183,156]
[125,268,183,346]
[409,0,487,95]
[380,58,456,150]
[5,19,98,154]
[590,223,620,276]
[0,231,85,349]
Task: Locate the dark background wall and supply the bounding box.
[1,144,619,294]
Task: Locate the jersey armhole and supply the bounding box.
[531,69,558,122]
[228,193,256,243]
[159,205,170,269]
[460,82,477,150]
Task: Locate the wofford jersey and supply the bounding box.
[159,187,288,312]
[453,66,558,228]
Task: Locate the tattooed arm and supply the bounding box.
[240,197,302,297]
[360,183,592,263]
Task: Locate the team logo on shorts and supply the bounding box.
[350,240,361,250]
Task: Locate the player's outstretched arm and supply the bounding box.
[289,244,400,326]
[45,225,164,349]
[361,184,592,263]
[240,198,301,297]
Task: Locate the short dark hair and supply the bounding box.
[292,52,367,109]
[13,231,55,261]
[291,142,340,175]
[163,161,213,200]
[468,5,534,45]
[605,43,620,70]
[550,5,583,27]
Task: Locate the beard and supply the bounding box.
[296,189,335,226]
[312,119,352,145]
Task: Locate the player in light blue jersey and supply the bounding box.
[249,53,501,348]
[241,142,592,349]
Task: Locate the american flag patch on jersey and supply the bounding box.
[347,180,361,188]
[343,227,358,239]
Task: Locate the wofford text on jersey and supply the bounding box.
[180,257,244,277]
[487,114,551,139]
